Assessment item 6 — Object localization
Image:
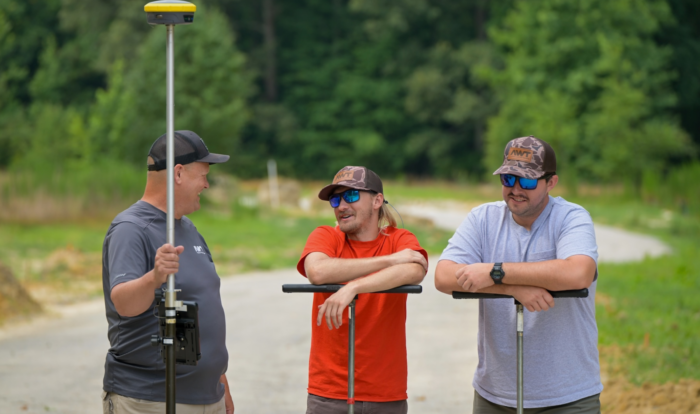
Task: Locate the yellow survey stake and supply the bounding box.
[144,1,196,13]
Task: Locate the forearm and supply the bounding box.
[438,268,516,296]
[221,374,230,394]
[306,255,395,284]
[435,260,465,294]
[221,374,234,413]
[110,270,160,317]
[344,263,425,295]
[503,258,595,291]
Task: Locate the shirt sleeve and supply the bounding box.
[439,211,483,265]
[394,230,429,263]
[556,207,599,264]
[107,222,152,290]
[296,226,340,277]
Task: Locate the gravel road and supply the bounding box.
[0,203,670,414]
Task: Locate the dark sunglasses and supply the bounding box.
[500,174,550,190]
[329,189,361,208]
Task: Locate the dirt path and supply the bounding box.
[0,264,477,414]
[0,202,671,413]
[400,201,671,263]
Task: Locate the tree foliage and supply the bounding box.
[0,0,698,186]
[485,0,693,185]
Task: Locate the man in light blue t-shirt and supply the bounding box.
[435,136,602,413]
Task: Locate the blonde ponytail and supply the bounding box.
[378,203,397,232]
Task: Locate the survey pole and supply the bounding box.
[452,289,589,414]
[144,2,197,412]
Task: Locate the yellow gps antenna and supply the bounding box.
[144,2,195,413]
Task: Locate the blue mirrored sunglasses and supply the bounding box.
[500,174,540,190]
[329,189,360,208]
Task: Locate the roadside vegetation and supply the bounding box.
[0,175,454,309]
[389,178,700,386]
[1,176,698,413]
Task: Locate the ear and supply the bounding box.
[373,193,384,210]
[546,175,559,192]
[173,164,185,185]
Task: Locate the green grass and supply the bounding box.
[0,220,108,259]
[0,200,453,306]
[560,197,700,384]
[385,179,501,202]
[190,208,452,274]
[596,244,700,384]
[189,206,333,272]
[3,178,697,385]
[381,181,700,384]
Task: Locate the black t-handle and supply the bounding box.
[283,284,422,294]
[452,288,588,299]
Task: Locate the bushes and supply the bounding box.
[642,162,700,216]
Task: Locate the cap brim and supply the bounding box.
[493,164,546,179]
[196,153,230,165]
[318,184,373,201]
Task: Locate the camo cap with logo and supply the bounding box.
[318,166,384,201]
[493,135,557,180]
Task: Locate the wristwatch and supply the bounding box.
[490,263,505,284]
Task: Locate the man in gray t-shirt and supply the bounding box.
[101,131,234,414]
[436,136,602,413]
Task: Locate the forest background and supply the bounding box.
[1,0,699,212]
[1,1,700,411]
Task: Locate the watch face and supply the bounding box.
[491,264,504,283]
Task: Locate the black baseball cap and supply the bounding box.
[147,130,230,171]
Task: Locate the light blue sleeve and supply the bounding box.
[556,207,599,264]
[439,210,483,265]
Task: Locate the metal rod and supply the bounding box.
[166,325,176,414]
[166,24,175,289]
[348,299,355,414]
[516,303,524,414]
[165,23,177,414]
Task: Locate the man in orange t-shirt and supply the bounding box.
[297,166,428,414]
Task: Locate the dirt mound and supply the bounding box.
[601,346,700,413]
[602,377,700,413]
[24,245,103,306]
[0,261,42,321]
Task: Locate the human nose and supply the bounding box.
[512,180,528,193]
[335,197,351,210]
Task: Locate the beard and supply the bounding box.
[338,207,375,235]
[506,191,547,218]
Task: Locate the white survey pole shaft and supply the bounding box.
[165,22,178,414]
[166,24,176,304]
[267,159,280,209]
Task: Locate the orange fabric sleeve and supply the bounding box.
[394,229,429,263]
[296,226,341,277]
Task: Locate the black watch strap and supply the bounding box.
[490,262,505,284]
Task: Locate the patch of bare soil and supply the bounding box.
[23,245,103,306]
[0,261,42,321]
[600,346,700,413]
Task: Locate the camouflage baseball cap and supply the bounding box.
[493,135,557,179]
[318,166,384,201]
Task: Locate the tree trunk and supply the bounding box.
[475,0,486,40]
[262,0,277,102]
